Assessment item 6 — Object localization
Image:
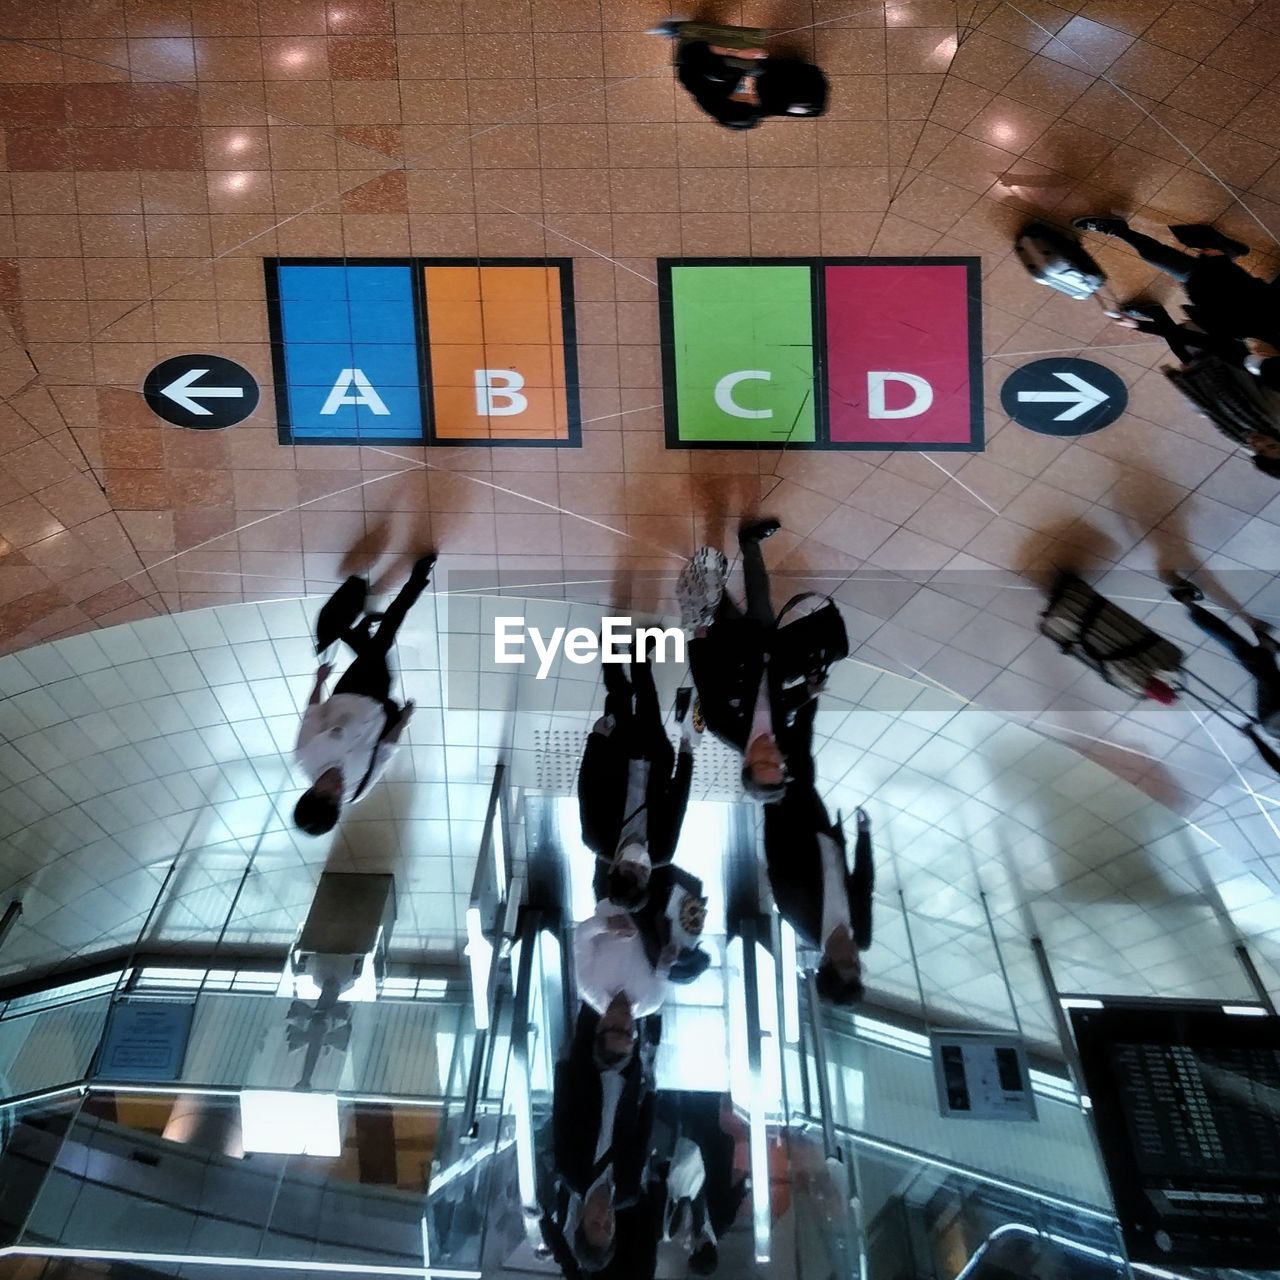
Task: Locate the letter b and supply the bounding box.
[475,369,528,417]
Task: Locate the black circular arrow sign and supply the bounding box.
[1000,357,1128,437]
[143,354,259,429]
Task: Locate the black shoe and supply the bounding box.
[1072,216,1129,236]
[740,518,781,544]
[1169,224,1249,259]
[409,554,436,584]
[674,686,693,722]
[1169,577,1204,604]
[1115,301,1171,327]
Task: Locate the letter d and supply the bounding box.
[868,371,933,419]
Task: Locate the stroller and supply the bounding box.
[1040,573,1280,776]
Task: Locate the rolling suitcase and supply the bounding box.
[1016,222,1107,300]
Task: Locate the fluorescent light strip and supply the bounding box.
[1059,998,1104,1010]
[1222,1004,1269,1017]
[81,1084,452,1109]
[0,1247,480,1279]
[831,1125,1115,1221]
[780,922,800,1045]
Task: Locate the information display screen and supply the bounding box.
[1070,1002,1280,1267]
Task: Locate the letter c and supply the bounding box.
[714,370,773,420]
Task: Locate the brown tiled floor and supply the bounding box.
[4,0,1280,854]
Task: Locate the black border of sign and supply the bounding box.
[264,256,582,450]
[657,256,985,452]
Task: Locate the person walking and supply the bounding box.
[650,20,827,129]
[545,1005,658,1275]
[763,700,873,1005]
[1169,576,1280,737]
[578,652,698,911]
[1073,218,1279,346]
[679,519,848,802]
[293,556,434,835]
[574,899,673,1070]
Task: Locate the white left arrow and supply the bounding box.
[1016,371,1109,421]
[161,367,245,415]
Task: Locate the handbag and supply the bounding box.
[773,592,850,684]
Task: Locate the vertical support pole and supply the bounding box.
[1235,942,1277,1014]
[980,890,1024,1040]
[1029,936,1086,1088]
[897,889,930,1031]
[509,913,540,1240]
[0,899,21,952]
[805,969,839,1162]
[741,917,772,1265]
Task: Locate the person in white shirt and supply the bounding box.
[574,900,672,1069]
[293,555,434,835]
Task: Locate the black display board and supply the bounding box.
[1070,1002,1280,1267]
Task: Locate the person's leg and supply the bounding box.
[1181,600,1262,669]
[628,654,670,761]
[333,649,393,702]
[367,556,434,656]
[738,527,776,626]
[1112,229,1199,282]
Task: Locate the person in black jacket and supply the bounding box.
[650,21,827,130]
[763,700,873,1005]
[579,650,696,910]
[683,520,842,803]
[1169,576,1280,736]
[1073,218,1280,347]
[546,1006,659,1273]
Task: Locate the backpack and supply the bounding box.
[1015,222,1106,300]
[773,593,850,684]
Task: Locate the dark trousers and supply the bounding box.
[716,534,774,627]
[1111,227,1201,282]
[603,655,671,767]
[1184,602,1280,724]
[332,569,431,705]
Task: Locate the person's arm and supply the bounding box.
[381,699,413,743]
[655,748,694,867]
[351,738,399,801]
[295,701,326,756]
[848,811,874,949]
[308,663,332,706]
[781,697,818,793]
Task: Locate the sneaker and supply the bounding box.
[1072,216,1129,236]
[855,806,870,832]
[645,19,686,36]
[409,553,436,584]
[1168,576,1204,604]
[677,546,729,632]
[740,517,781,544]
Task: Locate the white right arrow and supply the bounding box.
[161,367,245,416]
[1016,371,1109,421]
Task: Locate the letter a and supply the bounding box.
[475,370,528,417]
[320,369,390,416]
